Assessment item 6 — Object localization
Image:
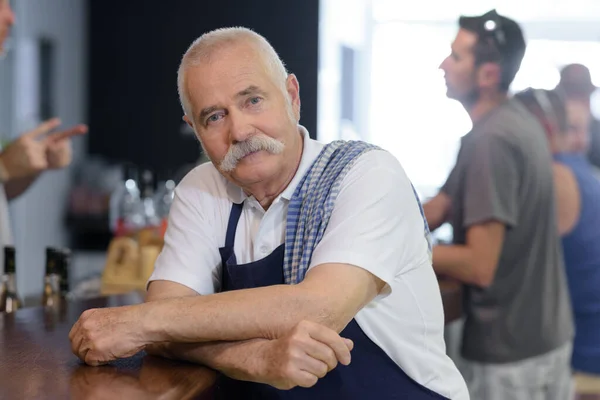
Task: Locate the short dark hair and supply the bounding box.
[515,88,568,134]
[459,9,526,92]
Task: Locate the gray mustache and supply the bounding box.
[220,135,285,172]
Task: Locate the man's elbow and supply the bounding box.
[319,308,349,334]
[292,291,352,335]
[311,296,357,334]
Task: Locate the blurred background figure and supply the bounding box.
[517,88,600,394]
[556,63,600,167]
[423,9,574,400]
[0,0,86,267]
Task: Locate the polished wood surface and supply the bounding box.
[0,292,216,400]
[0,281,461,399]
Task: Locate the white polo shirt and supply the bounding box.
[150,126,469,400]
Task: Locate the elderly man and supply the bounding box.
[69,27,468,399]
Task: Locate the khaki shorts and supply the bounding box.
[460,341,574,400]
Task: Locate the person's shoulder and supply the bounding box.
[552,161,576,183]
[475,99,543,148]
[478,98,537,130]
[353,147,404,174]
[342,147,413,191]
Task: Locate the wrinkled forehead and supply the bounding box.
[184,43,278,111]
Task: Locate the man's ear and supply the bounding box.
[285,74,301,121]
[183,115,194,129]
[476,62,501,90]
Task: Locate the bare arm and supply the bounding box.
[4,174,40,200]
[432,220,505,288]
[144,280,268,381]
[423,192,451,231]
[142,263,384,344]
[552,163,580,236]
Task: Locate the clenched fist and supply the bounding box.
[255,320,354,390]
[69,305,149,366]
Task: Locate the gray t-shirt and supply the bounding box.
[442,98,574,363]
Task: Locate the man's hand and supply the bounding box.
[0,118,87,180]
[45,120,88,169]
[69,305,149,366]
[423,192,451,232]
[254,320,353,390]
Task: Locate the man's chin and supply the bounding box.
[445,88,458,101]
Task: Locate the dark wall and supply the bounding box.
[88,0,319,176]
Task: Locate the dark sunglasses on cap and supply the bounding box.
[481,9,506,48]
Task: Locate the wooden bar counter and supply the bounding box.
[0,282,462,399]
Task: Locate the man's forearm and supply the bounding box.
[432,245,481,286]
[422,193,450,232]
[146,339,268,382]
[142,284,337,344]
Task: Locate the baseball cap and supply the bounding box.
[557,63,598,97]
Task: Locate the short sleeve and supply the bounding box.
[149,183,222,295]
[463,133,521,228]
[441,162,461,196]
[441,133,471,196]
[308,150,432,285]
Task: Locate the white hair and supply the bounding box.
[177,27,289,117]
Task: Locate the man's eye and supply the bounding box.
[207,113,223,124]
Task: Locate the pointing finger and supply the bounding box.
[46,125,88,143]
[24,118,62,139]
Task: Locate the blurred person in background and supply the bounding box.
[517,88,600,394]
[423,9,574,400]
[0,0,87,251]
[556,63,600,169]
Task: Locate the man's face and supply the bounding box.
[439,29,479,103]
[183,42,302,188]
[0,0,15,53]
[566,99,591,153]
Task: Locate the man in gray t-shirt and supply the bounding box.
[424,10,574,399]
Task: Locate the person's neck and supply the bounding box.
[465,92,508,124]
[244,133,304,210]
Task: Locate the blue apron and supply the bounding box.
[215,202,449,399]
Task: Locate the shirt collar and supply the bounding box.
[226,125,323,205]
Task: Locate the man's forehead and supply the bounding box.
[452,29,477,52]
[188,44,271,87]
[187,64,269,98]
[185,62,274,117]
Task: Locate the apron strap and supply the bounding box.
[225,202,244,248]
